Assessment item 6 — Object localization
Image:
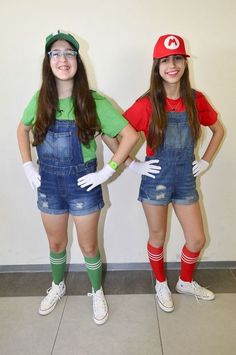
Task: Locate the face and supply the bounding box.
[159,55,186,86]
[48,40,78,82]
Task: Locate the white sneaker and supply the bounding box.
[39,281,66,315]
[155,280,174,313]
[176,278,215,301]
[88,287,108,325]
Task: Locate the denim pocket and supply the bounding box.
[37,131,72,163]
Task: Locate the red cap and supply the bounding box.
[153,34,189,59]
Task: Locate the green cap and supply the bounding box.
[45,30,80,51]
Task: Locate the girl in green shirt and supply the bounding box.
[17,30,138,325]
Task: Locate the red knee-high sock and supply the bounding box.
[147,242,165,282]
[180,245,200,282]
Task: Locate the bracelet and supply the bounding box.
[108,160,119,170]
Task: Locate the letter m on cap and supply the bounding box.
[168,38,177,46]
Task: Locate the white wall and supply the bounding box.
[1,0,235,266]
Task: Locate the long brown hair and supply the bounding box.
[147,59,200,149]
[32,44,100,146]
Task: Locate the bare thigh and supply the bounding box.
[41,212,69,253]
[142,203,168,247]
[73,211,100,258]
[173,202,206,252]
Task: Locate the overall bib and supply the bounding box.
[36,120,104,215]
[138,111,199,205]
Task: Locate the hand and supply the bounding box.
[128,159,161,178]
[23,161,41,189]
[192,159,209,177]
[77,164,115,191]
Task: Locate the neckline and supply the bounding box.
[166,97,181,102]
[59,96,72,101]
[166,97,182,111]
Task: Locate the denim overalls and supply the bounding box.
[36,120,104,215]
[138,111,199,205]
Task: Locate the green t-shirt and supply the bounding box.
[22,91,128,162]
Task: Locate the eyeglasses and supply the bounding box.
[48,49,78,60]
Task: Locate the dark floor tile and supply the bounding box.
[193,269,236,293]
[1,269,236,296]
[65,272,91,295]
[165,270,180,292]
[0,273,52,297]
[61,271,154,295]
[102,270,153,294]
[0,271,154,296]
[230,269,236,280]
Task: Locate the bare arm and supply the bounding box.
[101,132,133,167]
[17,121,33,163]
[17,121,41,189]
[103,124,139,166]
[201,120,224,163]
[101,131,162,178]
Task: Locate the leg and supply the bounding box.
[142,203,168,281]
[142,203,168,247]
[142,203,174,312]
[73,211,108,325]
[173,203,215,300]
[173,202,205,253]
[73,211,100,258]
[41,212,68,284]
[39,212,69,315]
[73,211,102,291]
[173,202,204,281]
[41,212,69,253]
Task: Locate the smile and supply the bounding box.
[58,65,70,70]
[166,70,179,76]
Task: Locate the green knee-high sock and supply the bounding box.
[50,250,66,285]
[84,252,102,292]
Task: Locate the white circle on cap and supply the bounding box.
[164,36,180,50]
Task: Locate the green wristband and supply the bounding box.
[108,160,119,170]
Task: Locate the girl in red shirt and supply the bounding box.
[104,34,224,313]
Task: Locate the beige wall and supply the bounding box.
[1,0,235,266]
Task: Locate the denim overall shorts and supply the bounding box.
[36,120,104,215]
[138,111,199,205]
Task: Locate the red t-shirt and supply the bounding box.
[123,90,217,156]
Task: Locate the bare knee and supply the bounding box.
[186,237,206,252]
[80,243,98,258]
[148,229,166,247]
[49,241,67,253]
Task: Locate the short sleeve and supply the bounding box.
[93,92,128,137]
[123,96,152,133]
[21,91,39,126]
[195,91,218,126]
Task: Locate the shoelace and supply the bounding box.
[43,287,62,304]
[87,292,107,311]
[191,282,211,304]
[157,284,172,302]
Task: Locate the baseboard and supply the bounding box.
[0,261,236,273]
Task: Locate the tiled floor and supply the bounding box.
[0,269,236,355]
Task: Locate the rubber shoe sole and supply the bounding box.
[156,295,174,313]
[176,283,215,301]
[93,311,109,325]
[38,288,66,316]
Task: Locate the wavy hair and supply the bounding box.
[146,59,200,149]
[32,44,100,146]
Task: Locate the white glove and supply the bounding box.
[77,164,116,191]
[23,161,41,189]
[192,159,209,177]
[128,159,161,178]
